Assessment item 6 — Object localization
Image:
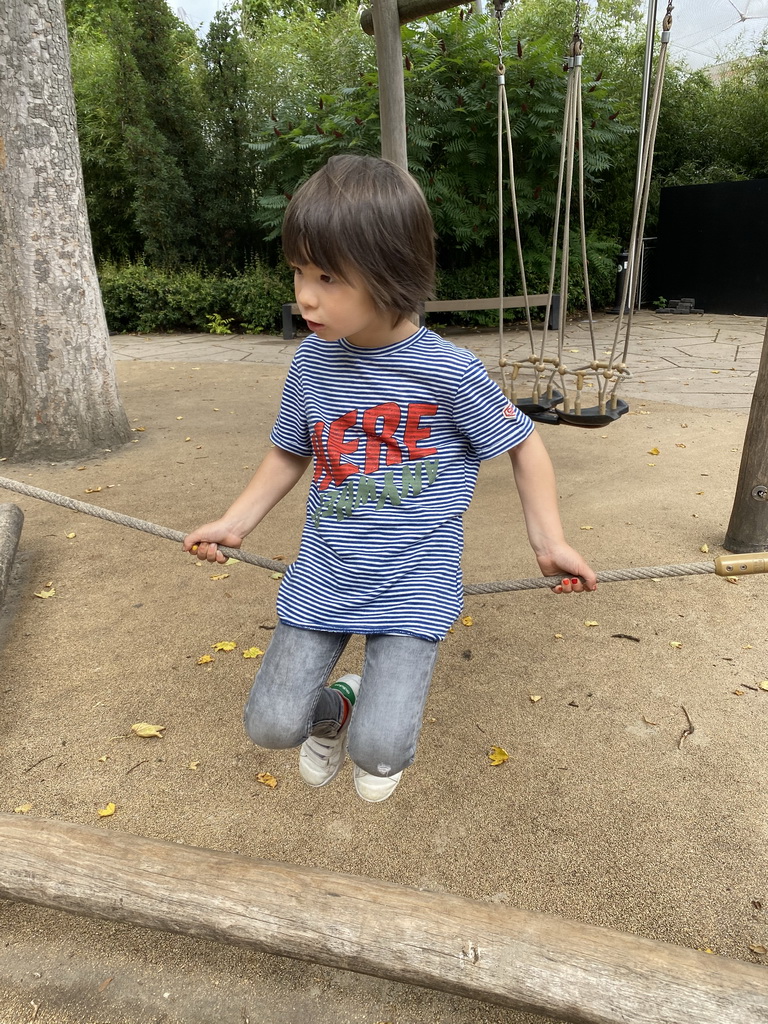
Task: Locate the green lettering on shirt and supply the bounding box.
[376,471,402,509]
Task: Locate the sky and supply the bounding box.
[173,1,768,69]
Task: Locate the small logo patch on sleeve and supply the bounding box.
[502,403,517,419]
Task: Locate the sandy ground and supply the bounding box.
[1,348,767,1024]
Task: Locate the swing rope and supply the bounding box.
[2,475,752,595]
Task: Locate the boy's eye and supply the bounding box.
[320,274,333,284]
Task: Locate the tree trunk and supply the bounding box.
[0,0,131,461]
[2,814,768,1024]
[724,324,768,552]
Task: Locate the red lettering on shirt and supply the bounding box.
[327,409,360,486]
[362,403,403,475]
[311,422,334,490]
[403,403,438,459]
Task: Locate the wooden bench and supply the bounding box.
[281,292,560,339]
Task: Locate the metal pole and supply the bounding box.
[627,0,658,309]
[370,0,409,169]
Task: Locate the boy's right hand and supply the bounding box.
[183,521,245,564]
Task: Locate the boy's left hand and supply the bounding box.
[536,545,598,594]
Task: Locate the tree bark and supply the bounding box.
[2,814,768,1024]
[0,0,131,461]
[724,324,768,552]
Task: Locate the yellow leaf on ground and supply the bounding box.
[676,443,687,448]
[759,681,768,692]
[243,647,264,658]
[750,945,768,954]
[529,695,542,703]
[97,756,109,762]
[257,772,278,788]
[34,587,56,599]
[488,746,509,765]
[210,573,229,581]
[98,803,116,818]
[197,654,214,665]
[554,633,564,639]
[670,641,683,649]
[584,620,599,627]
[84,487,102,493]
[461,615,474,626]
[66,532,76,539]
[14,804,33,814]
[733,690,745,696]
[212,641,237,651]
[132,426,146,432]
[131,722,165,738]
[648,448,660,455]
[224,557,238,565]
[270,572,284,579]
[580,525,593,530]
[700,544,709,553]
[188,761,200,770]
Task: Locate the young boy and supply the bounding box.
[184,154,597,803]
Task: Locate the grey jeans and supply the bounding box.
[243,620,439,777]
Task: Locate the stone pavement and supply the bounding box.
[111,309,766,411]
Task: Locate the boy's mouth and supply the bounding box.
[305,320,324,331]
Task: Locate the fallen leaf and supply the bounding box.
[669,641,683,649]
[642,716,659,727]
[584,620,599,627]
[197,654,214,665]
[210,573,229,580]
[461,615,473,626]
[243,647,264,658]
[749,945,768,955]
[554,633,564,639]
[131,722,165,738]
[224,557,238,565]
[580,525,593,530]
[14,804,33,814]
[77,465,86,470]
[648,447,660,455]
[184,436,191,442]
[676,443,687,448]
[727,577,739,584]
[97,803,116,818]
[759,681,768,692]
[700,544,709,553]
[97,755,109,762]
[176,416,183,420]
[733,690,745,696]
[744,645,754,650]
[84,487,102,493]
[488,746,509,765]
[270,572,284,579]
[188,761,200,770]
[66,532,76,539]
[98,978,113,993]
[212,641,237,652]
[257,772,278,788]
[529,695,542,703]
[34,587,56,599]
[132,426,146,432]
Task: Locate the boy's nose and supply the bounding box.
[296,282,316,310]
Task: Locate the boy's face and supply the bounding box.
[292,263,413,348]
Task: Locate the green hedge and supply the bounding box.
[99,259,293,334]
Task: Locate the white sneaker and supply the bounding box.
[299,674,360,788]
[353,766,403,803]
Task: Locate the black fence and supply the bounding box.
[652,178,768,316]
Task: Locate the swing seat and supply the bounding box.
[514,391,564,422]
[555,398,629,428]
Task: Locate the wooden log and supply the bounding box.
[725,320,768,552]
[1,815,767,1024]
[361,0,464,35]
[0,502,23,609]
[371,0,408,169]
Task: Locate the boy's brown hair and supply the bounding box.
[282,154,436,324]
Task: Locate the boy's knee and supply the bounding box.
[347,732,412,777]
[243,690,303,749]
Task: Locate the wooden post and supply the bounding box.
[370,0,409,169]
[724,323,768,552]
[360,0,464,35]
[2,814,768,1024]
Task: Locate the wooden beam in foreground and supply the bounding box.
[1,814,767,1024]
[361,0,462,35]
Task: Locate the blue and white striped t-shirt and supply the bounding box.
[270,326,534,641]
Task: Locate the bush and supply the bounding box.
[99,260,293,334]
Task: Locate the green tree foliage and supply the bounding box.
[251,8,628,305]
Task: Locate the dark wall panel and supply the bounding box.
[653,179,768,316]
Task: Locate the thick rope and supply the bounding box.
[0,475,719,595]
